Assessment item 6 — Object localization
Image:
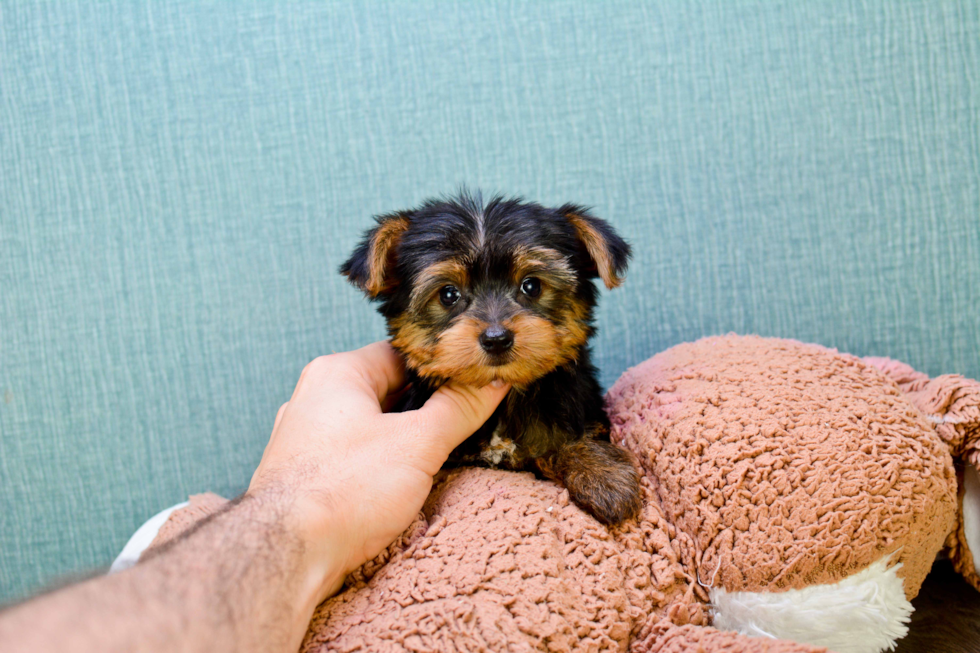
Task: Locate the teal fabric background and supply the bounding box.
[1,0,978,603]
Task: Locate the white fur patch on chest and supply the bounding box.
[709,554,911,653]
[480,424,518,468]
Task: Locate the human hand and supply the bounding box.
[246,341,510,603]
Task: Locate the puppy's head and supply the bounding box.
[341,191,630,387]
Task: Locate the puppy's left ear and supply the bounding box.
[560,206,632,289]
[340,212,411,297]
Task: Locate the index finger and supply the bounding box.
[346,340,407,404]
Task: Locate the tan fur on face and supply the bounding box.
[391,301,591,387]
[566,213,623,289]
[553,295,591,361]
[409,260,470,313]
[511,246,588,364]
[396,315,544,387]
[364,215,410,296]
[389,312,436,370]
[511,246,576,288]
[390,241,593,387]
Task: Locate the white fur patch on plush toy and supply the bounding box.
[965,464,980,572]
[709,555,911,653]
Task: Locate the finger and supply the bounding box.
[347,341,407,403]
[292,342,407,410]
[273,402,288,432]
[411,382,510,453]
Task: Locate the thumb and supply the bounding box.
[414,381,511,454]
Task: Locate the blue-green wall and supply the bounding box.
[1,0,978,603]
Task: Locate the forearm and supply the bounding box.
[0,494,338,653]
[0,343,506,653]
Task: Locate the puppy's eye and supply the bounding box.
[520,277,542,298]
[439,285,461,307]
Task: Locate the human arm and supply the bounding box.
[0,341,509,652]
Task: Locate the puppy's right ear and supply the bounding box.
[340,212,411,297]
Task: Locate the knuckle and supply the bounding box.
[302,354,340,382]
[309,354,336,373]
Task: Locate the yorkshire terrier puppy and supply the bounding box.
[341,191,641,525]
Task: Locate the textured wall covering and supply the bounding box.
[0,0,977,603]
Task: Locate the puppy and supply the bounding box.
[341,191,641,525]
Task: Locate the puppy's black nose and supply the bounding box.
[479,325,514,355]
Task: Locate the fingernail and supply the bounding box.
[491,379,506,389]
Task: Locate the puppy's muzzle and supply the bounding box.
[479,325,514,356]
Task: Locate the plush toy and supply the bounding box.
[139,335,980,653]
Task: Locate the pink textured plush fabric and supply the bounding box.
[606,335,956,598]
[305,469,709,651]
[144,335,979,651]
[863,357,980,591]
[151,471,718,651]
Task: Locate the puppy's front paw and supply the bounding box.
[553,439,642,525]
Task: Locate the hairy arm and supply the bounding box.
[0,342,509,653]
[0,495,332,652]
